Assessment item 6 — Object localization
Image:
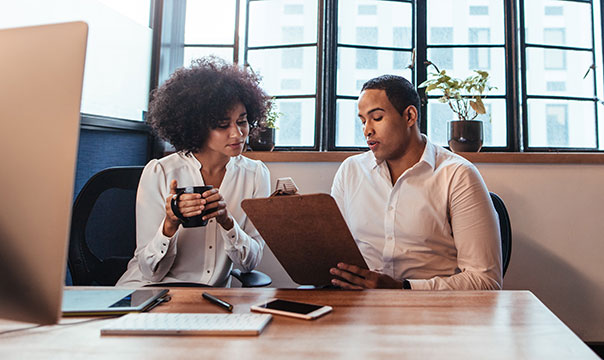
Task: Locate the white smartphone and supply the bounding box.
[250,298,332,320]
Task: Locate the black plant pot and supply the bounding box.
[248,128,275,151]
[448,120,483,153]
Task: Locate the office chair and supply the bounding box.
[68,166,271,287]
[489,192,512,277]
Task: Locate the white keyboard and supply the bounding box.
[100,313,272,336]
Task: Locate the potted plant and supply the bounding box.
[419,62,495,152]
[248,98,279,151]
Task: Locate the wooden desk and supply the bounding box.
[0,289,596,359]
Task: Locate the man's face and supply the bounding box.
[357,89,415,162]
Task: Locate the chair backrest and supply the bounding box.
[489,192,512,277]
[68,166,144,285]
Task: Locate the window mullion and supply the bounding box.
[590,0,599,149]
[325,0,338,151]
[416,0,428,135]
[505,0,520,151]
[518,0,529,151]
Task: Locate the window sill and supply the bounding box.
[243,151,604,164]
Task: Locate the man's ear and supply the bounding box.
[404,105,419,128]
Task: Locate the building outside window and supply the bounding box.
[154,0,604,152]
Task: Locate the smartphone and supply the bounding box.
[250,298,332,320]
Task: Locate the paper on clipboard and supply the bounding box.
[241,193,368,286]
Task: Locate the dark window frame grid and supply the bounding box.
[329,0,415,151]
[518,0,600,151]
[147,0,604,153]
[244,0,323,151]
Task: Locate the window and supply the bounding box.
[546,81,566,92]
[426,0,507,148]
[469,6,489,15]
[246,0,318,147]
[180,0,237,80]
[543,28,566,70]
[355,27,378,69]
[336,0,413,148]
[544,6,563,16]
[469,28,491,70]
[429,27,454,69]
[546,105,569,146]
[522,0,600,149]
[358,5,377,15]
[155,0,604,152]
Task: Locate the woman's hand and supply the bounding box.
[200,188,234,230]
[162,179,203,237]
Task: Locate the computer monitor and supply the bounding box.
[0,21,87,324]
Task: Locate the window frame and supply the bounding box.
[149,0,604,154]
[518,0,600,151]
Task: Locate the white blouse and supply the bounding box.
[116,152,270,287]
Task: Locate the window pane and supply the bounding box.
[427,0,504,45]
[337,48,412,96]
[527,99,596,148]
[526,48,594,97]
[248,0,317,47]
[338,0,412,48]
[427,99,507,147]
[183,47,234,67]
[184,0,236,44]
[469,28,491,69]
[335,99,367,147]
[426,47,506,96]
[273,99,316,146]
[247,47,317,95]
[524,0,592,48]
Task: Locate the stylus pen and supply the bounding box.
[202,292,233,312]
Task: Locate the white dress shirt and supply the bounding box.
[116,152,270,287]
[331,136,502,290]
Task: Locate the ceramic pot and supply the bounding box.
[448,120,483,152]
[248,128,275,151]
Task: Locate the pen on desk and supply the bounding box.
[202,292,233,312]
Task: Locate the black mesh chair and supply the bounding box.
[68,166,271,287]
[489,192,512,277]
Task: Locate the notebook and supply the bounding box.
[100,313,273,336]
[62,288,169,316]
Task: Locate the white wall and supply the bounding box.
[250,160,604,342]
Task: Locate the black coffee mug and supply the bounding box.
[170,185,213,228]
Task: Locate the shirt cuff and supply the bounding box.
[408,279,429,290]
[152,218,178,258]
[220,219,243,250]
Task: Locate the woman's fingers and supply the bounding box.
[169,179,178,194]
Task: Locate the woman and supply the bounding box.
[117,57,271,287]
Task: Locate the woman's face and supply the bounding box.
[204,102,249,157]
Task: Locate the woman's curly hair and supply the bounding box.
[147,56,269,153]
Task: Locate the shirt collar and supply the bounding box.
[370,134,436,172]
[180,151,239,171]
[418,134,436,172]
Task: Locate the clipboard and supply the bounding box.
[241,193,368,286]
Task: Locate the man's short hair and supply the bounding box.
[361,75,421,125]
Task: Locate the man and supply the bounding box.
[330,75,502,290]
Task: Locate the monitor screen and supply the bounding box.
[0,21,87,324]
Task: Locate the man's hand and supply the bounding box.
[329,263,403,289]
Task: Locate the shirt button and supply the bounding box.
[207,270,210,274]
[209,245,213,249]
[209,219,213,223]
[389,206,394,211]
[231,235,235,238]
